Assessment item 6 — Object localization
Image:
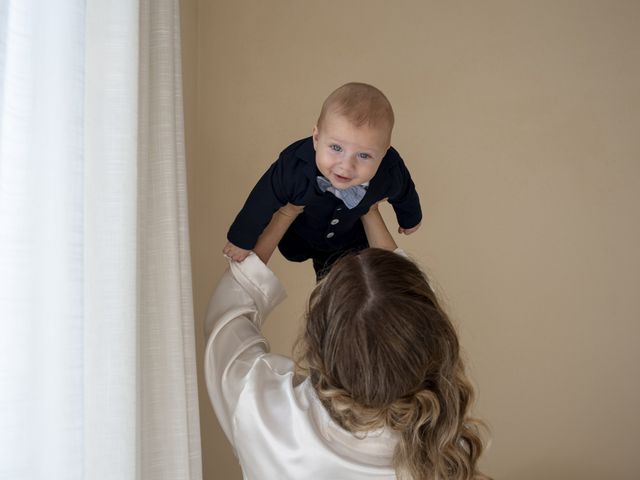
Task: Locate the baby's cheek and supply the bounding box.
[363,165,378,181]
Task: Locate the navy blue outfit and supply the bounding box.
[227,137,422,277]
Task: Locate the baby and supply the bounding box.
[224,82,422,277]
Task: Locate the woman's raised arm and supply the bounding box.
[361,200,398,251]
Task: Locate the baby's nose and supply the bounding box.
[342,155,357,171]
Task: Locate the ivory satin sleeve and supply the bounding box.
[203,253,287,446]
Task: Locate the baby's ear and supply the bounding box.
[312,125,319,149]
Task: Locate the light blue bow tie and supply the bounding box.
[316,176,368,209]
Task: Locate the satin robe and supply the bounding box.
[204,253,400,479]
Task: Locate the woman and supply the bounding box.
[204,202,490,479]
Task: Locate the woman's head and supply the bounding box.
[303,247,456,408]
[296,248,490,479]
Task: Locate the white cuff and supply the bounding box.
[228,253,287,320]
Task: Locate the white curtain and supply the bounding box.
[0,0,202,479]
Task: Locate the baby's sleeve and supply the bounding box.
[388,154,422,229]
[227,156,295,250]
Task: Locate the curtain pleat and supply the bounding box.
[137,0,202,478]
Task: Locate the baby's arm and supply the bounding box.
[387,152,422,236]
[226,142,308,261]
[224,203,303,263]
[252,203,303,264]
[361,200,398,251]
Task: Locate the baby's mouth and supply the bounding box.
[333,173,352,183]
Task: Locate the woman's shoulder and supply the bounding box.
[236,361,399,459]
[232,352,312,428]
[234,352,300,400]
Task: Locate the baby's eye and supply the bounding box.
[329,144,342,152]
[358,153,371,160]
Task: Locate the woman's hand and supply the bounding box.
[398,222,421,235]
[223,241,252,262]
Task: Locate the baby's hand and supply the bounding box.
[223,241,252,262]
[398,222,421,235]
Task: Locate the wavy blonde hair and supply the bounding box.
[295,249,491,480]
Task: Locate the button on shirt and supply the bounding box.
[205,253,401,479]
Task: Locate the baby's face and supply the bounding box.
[313,112,390,189]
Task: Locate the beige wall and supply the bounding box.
[182,1,640,478]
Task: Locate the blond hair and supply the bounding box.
[317,82,395,143]
[295,249,491,480]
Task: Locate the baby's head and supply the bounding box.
[313,83,395,189]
